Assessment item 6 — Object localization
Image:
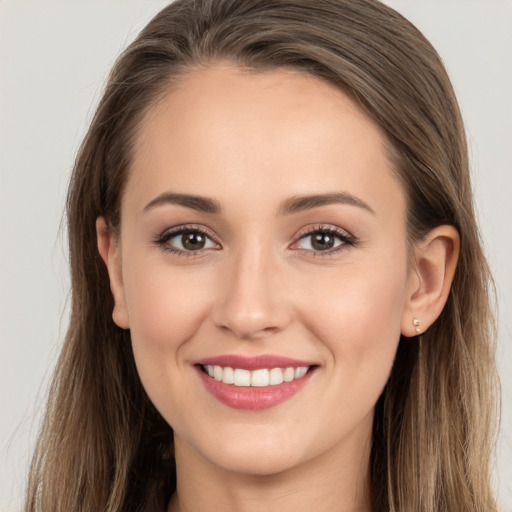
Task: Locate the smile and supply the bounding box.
[202,365,310,387]
[195,355,317,410]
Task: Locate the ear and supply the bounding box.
[401,225,459,337]
[96,217,130,329]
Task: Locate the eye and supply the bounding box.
[293,226,356,254]
[154,225,219,256]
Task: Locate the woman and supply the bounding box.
[25,0,499,511]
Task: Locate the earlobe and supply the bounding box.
[401,225,460,337]
[96,217,130,329]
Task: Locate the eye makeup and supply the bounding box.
[153,223,358,258]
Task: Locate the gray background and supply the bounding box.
[1,1,511,510]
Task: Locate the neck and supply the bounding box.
[168,426,372,512]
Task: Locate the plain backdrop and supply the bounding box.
[1,1,511,511]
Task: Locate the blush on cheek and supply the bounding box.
[132,307,193,351]
[298,258,406,390]
[125,250,225,344]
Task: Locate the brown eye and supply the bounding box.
[310,232,336,251]
[294,227,355,254]
[181,232,207,250]
[156,227,219,254]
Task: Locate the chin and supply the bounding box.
[210,448,303,477]
[196,424,313,477]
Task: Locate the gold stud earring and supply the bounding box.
[413,318,421,334]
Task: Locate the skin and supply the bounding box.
[97,64,459,512]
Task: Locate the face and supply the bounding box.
[105,64,416,476]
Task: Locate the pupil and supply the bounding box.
[182,232,205,250]
[312,232,334,251]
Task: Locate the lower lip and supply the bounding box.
[197,367,314,410]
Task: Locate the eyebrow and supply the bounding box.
[142,191,375,216]
[143,192,221,214]
[279,192,375,216]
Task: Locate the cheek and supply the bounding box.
[121,259,220,430]
[122,259,213,369]
[297,249,409,390]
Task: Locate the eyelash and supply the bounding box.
[153,224,357,258]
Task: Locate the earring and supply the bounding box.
[413,317,421,334]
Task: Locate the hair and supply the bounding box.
[25,1,499,511]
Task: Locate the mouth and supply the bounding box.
[194,356,318,410]
[199,364,312,387]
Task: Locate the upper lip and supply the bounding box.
[195,354,316,370]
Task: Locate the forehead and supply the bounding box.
[127,64,405,220]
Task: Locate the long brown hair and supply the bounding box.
[26,1,499,510]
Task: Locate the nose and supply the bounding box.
[211,243,292,341]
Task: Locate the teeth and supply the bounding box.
[283,367,295,382]
[204,365,310,387]
[233,368,251,386]
[295,366,308,378]
[269,367,284,385]
[251,369,269,387]
[222,366,234,384]
[213,365,223,381]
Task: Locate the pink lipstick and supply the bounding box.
[195,355,316,410]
